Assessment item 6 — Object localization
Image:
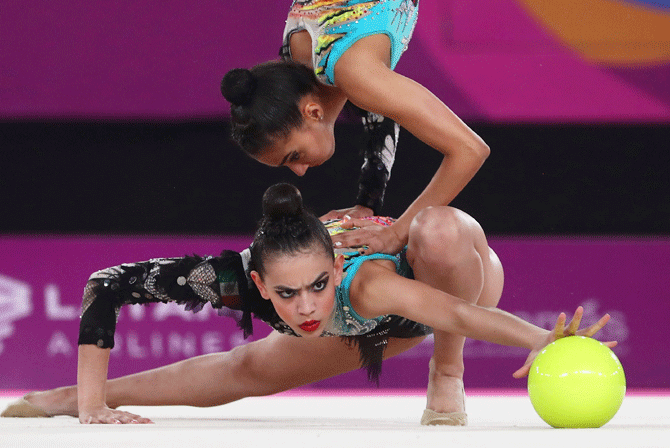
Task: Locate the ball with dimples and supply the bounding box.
[528,336,626,428]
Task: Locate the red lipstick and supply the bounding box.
[299,320,320,332]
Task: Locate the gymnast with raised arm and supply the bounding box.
[2,184,616,425]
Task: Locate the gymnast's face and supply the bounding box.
[250,248,344,337]
[254,103,336,177]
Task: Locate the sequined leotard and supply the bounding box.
[281,0,420,86]
[78,217,431,382]
[280,2,418,214]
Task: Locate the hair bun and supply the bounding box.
[221,68,257,106]
[262,183,303,221]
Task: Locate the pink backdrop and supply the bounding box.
[1,0,669,122]
[1,235,668,390]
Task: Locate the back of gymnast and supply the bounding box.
[1,184,616,425]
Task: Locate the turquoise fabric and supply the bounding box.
[283,0,419,85]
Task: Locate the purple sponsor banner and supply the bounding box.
[1,1,668,121]
[1,235,668,391]
[0,235,260,390]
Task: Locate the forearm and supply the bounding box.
[77,345,111,419]
[366,270,546,350]
[415,294,548,350]
[452,303,548,350]
[390,148,485,244]
[356,111,399,215]
[381,80,489,245]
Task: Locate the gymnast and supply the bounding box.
[221,0,491,255]
[2,184,616,425]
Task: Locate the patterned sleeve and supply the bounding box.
[78,251,250,348]
[355,110,399,215]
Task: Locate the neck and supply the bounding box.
[316,83,348,125]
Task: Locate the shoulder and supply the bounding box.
[333,35,392,83]
[348,258,402,319]
[332,35,403,116]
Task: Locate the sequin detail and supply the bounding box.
[186,262,220,307]
[81,257,224,323]
[282,0,419,85]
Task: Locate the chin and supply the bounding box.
[295,324,326,338]
[301,330,324,338]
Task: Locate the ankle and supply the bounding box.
[426,367,466,414]
[428,359,464,381]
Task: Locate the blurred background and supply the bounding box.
[1,0,669,391]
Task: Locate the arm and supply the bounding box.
[77,279,139,423]
[76,275,157,423]
[350,262,613,375]
[355,111,398,215]
[76,345,146,424]
[332,36,489,254]
[320,108,398,221]
[354,263,547,349]
[74,251,248,423]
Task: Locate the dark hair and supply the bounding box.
[249,183,334,277]
[221,61,320,156]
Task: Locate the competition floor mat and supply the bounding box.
[1,390,668,448]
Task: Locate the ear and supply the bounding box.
[301,96,324,122]
[250,270,271,301]
[333,254,345,287]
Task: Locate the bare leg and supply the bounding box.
[19,332,424,417]
[406,207,504,419]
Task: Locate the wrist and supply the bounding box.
[387,223,408,250]
[529,329,551,351]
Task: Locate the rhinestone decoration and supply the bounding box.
[186,262,220,306]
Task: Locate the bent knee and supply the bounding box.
[409,207,463,244]
[407,207,473,266]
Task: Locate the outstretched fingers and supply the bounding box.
[516,307,617,380]
[564,306,584,336]
[552,312,567,341]
[577,313,611,337]
[562,308,617,348]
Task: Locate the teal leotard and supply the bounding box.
[322,217,414,336]
[282,0,420,86]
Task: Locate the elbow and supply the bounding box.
[454,139,489,174]
[479,141,491,161]
[470,139,490,166]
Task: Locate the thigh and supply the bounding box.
[452,208,504,308]
[477,246,503,308]
[406,206,504,308]
[238,331,426,395]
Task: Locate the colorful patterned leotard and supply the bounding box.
[282,0,420,85]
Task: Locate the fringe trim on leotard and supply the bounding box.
[341,329,390,386]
